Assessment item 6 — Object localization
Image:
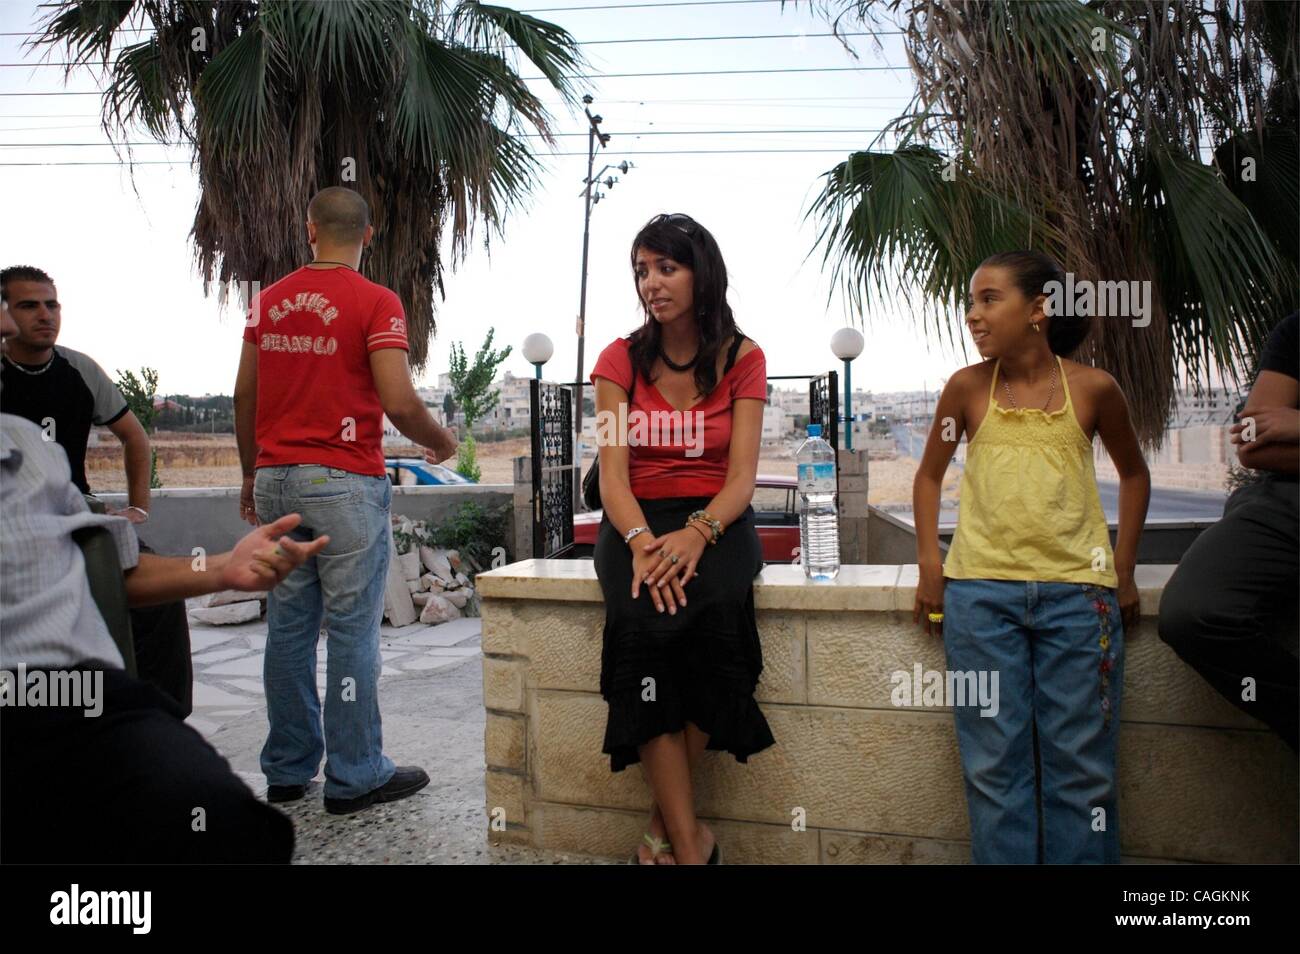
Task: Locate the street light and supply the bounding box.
[523,333,554,380]
[831,327,865,450]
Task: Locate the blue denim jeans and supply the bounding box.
[942,579,1124,864]
[253,464,396,799]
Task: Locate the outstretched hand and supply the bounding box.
[218,513,329,592]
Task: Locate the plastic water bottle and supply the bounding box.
[797,424,840,580]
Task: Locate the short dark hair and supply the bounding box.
[1,265,54,302]
[979,250,1091,356]
[307,187,370,244]
[626,213,742,398]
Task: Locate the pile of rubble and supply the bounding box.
[386,544,477,625]
[186,522,479,628]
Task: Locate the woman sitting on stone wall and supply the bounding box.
[589,213,772,865]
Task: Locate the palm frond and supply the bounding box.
[448,0,587,110]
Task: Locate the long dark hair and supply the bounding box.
[626,213,741,398]
[980,250,1091,356]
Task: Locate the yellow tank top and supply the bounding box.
[943,356,1117,587]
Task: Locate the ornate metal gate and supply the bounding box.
[809,370,839,451]
[528,379,576,559]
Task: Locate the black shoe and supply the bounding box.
[267,784,307,804]
[324,766,430,816]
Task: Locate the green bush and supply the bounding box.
[455,432,482,482]
[430,499,510,577]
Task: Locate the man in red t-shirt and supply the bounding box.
[234,187,458,815]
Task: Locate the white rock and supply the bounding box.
[405,579,423,594]
[195,589,266,608]
[398,550,422,581]
[418,594,461,624]
[411,592,432,607]
[421,547,455,583]
[454,572,470,588]
[443,588,469,608]
[447,549,462,571]
[189,601,262,625]
[420,573,445,593]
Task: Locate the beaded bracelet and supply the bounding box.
[686,510,722,545]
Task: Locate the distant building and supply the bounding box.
[482,371,532,430]
[762,404,792,443]
[1169,387,1243,428]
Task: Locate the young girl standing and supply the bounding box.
[913,251,1150,863]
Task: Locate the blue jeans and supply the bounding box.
[253,464,396,799]
[943,579,1124,864]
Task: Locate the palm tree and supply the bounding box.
[35,0,585,370]
[800,0,1297,445]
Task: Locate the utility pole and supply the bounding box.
[571,95,630,511]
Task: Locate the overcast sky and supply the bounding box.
[1,0,976,398]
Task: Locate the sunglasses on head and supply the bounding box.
[654,213,700,236]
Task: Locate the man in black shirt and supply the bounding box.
[0,266,152,508]
[1160,312,1299,750]
[1,265,194,714]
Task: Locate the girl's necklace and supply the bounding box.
[1002,362,1058,411]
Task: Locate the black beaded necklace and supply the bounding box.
[658,346,698,372]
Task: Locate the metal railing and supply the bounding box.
[528,379,576,559]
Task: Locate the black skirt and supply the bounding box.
[594,496,776,773]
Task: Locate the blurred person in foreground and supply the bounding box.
[1159,311,1298,751]
[1,297,324,863]
[1,265,194,716]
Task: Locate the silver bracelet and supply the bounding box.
[124,506,150,522]
[623,525,650,545]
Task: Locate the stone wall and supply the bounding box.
[95,483,514,557]
[477,562,1297,864]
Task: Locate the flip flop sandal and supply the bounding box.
[629,832,673,865]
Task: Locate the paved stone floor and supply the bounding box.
[184,606,615,864]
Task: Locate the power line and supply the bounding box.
[0,129,885,147]
[0,148,889,166]
[0,30,893,66]
[0,64,903,97]
[0,2,881,37]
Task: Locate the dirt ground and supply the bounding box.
[87,430,956,506]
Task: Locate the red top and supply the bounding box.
[242,266,409,477]
[590,336,767,499]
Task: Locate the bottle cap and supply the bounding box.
[807,424,822,437]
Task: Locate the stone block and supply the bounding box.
[820,830,970,864]
[754,612,806,705]
[1120,623,1263,730]
[485,769,527,830]
[807,611,946,709]
[1118,723,1297,863]
[486,712,526,772]
[531,691,648,809]
[483,657,525,713]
